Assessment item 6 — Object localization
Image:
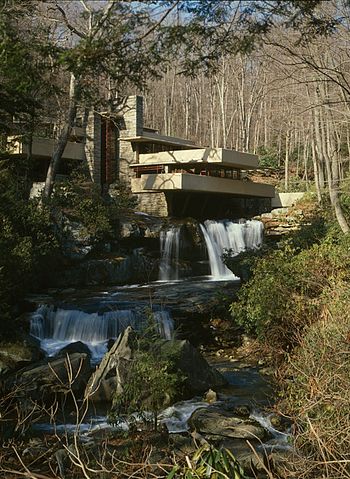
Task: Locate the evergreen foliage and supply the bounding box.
[0,1,53,134]
[0,158,59,336]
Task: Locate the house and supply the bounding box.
[8,96,275,218]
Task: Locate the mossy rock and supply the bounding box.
[0,339,41,376]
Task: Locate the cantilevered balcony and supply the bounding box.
[137,147,258,169]
[131,173,275,198]
[130,147,275,199]
[9,136,84,161]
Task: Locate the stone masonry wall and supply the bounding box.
[119,96,143,184]
[136,192,169,216]
[85,111,102,185]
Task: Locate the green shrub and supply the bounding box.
[0,159,59,305]
[230,226,350,352]
[111,347,180,432]
[167,444,249,479]
[256,145,280,169]
[110,318,183,432]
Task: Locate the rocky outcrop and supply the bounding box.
[61,217,95,260]
[119,215,164,240]
[86,326,136,402]
[55,249,159,287]
[56,341,92,357]
[258,208,305,236]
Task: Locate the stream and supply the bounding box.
[27,219,291,461]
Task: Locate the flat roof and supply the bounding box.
[120,131,201,148]
[130,148,259,169]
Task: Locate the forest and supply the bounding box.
[1,1,350,478]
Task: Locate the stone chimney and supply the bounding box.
[119,95,143,138]
[84,110,102,186]
[118,96,144,183]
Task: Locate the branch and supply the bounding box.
[136,0,180,43]
[80,0,93,32]
[92,0,116,39]
[80,0,92,14]
[265,36,350,98]
[54,1,86,39]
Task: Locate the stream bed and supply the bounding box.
[23,220,293,474]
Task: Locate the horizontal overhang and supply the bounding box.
[120,132,201,148]
[8,137,84,161]
[131,173,275,198]
[133,148,259,169]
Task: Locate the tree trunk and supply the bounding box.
[43,73,78,198]
[284,130,290,191]
[311,134,322,203]
[317,97,349,233]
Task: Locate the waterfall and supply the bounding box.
[159,226,181,281]
[30,305,174,362]
[200,219,264,280]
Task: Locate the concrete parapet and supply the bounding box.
[272,192,305,208]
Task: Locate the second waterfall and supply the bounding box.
[200,219,263,280]
[159,220,264,281]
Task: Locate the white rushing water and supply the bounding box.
[200,219,264,280]
[159,226,181,281]
[30,304,174,362]
[250,411,292,451]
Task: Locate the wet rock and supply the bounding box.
[86,326,136,402]
[119,217,163,240]
[231,405,251,418]
[57,341,91,358]
[169,434,197,456]
[189,408,267,440]
[235,450,267,474]
[56,250,158,287]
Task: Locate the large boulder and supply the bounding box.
[56,341,91,358]
[56,249,158,287]
[118,215,164,240]
[7,353,92,402]
[86,328,227,403]
[158,340,227,395]
[189,407,267,440]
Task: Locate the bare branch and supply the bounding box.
[54,1,86,39]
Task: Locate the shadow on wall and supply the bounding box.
[166,192,272,220]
